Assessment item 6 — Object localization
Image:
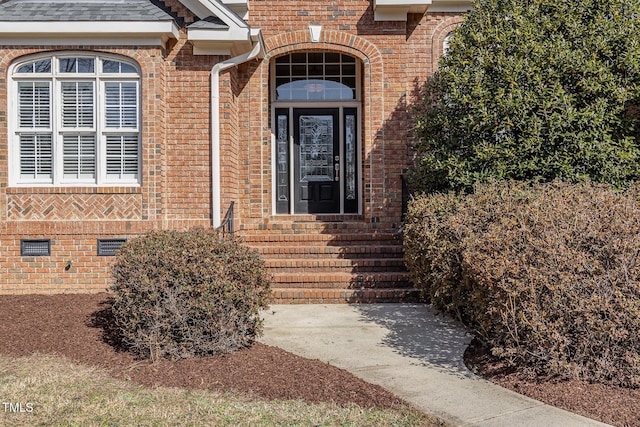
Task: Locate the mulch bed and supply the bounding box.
[0,293,406,409]
[3,294,638,425]
[465,339,640,427]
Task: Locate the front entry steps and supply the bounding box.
[241,222,420,303]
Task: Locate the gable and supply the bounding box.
[178,0,253,55]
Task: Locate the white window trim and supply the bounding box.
[8,52,142,187]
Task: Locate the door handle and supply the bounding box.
[335,162,340,181]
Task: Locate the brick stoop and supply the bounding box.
[240,219,420,303]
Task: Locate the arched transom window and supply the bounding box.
[274,52,358,101]
[9,53,141,186]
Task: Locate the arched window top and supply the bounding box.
[103,59,138,74]
[274,52,358,101]
[16,59,52,74]
[13,53,140,77]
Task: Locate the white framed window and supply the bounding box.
[9,53,141,186]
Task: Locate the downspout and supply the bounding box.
[211,30,264,227]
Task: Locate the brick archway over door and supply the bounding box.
[264,30,385,222]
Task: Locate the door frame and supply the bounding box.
[271,102,362,215]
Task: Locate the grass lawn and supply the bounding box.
[0,354,440,426]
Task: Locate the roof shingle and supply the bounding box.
[0,0,175,22]
[188,15,228,30]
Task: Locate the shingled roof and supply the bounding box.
[0,0,175,22]
[188,15,228,30]
[0,0,254,55]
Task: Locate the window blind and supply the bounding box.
[20,134,52,180]
[61,81,94,128]
[18,82,51,128]
[106,135,138,179]
[105,82,138,129]
[63,134,96,180]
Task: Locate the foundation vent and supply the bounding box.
[20,239,51,257]
[97,238,127,256]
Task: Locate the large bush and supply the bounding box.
[110,229,271,361]
[404,182,640,387]
[412,0,640,193]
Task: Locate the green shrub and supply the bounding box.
[404,181,640,387]
[110,229,271,362]
[412,0,640,193]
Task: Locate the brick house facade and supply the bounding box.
[0,0,469,302]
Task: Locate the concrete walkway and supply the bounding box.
[259,304,609,427]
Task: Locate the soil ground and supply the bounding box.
[0,294,405,409]
[465,340,640,427]
[0,294,637,426]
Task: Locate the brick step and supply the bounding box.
[242,234,402,246]
[248,214,364,223]
[255,245,406,259]
[270,287,421,303]
[243,224,380,232]
[242,231,400,241]
[242,224,414,302]
[265,258,407,273]
[271,272,410,288]
[240,216,396,233]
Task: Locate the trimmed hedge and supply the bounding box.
[110,229,271,362]
[411,0,640,194]
[404,181,640,387]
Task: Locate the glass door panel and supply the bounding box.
[293,109,340,213]
[299,115,334,182]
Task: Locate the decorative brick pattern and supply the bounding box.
[7,194,142,221]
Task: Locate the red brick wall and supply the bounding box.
[219,60,242,225]
[243,2,466,229]
[232,59,265,227]
[0,2,467,294]
[0,33,218,292]
[164,34,216,220]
